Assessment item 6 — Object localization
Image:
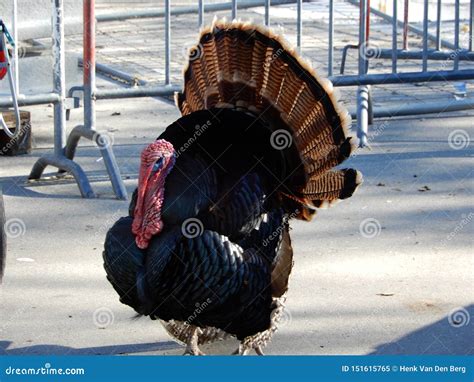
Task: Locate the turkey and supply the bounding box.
[103,20,361,355]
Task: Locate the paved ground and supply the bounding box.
[0,0,473,356]
[1,91,473,355]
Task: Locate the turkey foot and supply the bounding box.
[232,344,265,355]
[183,327,205,356]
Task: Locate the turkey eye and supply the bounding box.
[151,157,164,175]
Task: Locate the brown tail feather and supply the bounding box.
[271,224,293,298]
[177,20,361,216]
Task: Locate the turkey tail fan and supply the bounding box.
[176,20,362,217]
[271,223,293,298]
[0,190,6,283]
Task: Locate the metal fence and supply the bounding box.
[0,0,473,199]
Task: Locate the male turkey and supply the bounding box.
[103,20,361,355]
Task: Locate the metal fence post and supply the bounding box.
[84,0,96,130]
[422,0,429,72]
[232,0,237,19]
[12,0,19,94]
[454,0,460,70]
[296,0,302,50]
[357,0,369,147]
[52,0,67,157]
[198,0,204,27]
[470,0,473,51]
[264,0,270,26]
[391,0,397,73]
[436,0,442,50]
[403,0,409,50]
[165,0,170,85]
[328,0,334,77]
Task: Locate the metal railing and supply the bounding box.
[91,0,473,146]
[0,0,126,200]
[0,0,473,199]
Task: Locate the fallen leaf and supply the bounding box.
[418,185,431,192]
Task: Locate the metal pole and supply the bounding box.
[96,0,295,22]
[357,0,369,147]
[330,68,474,86]
[165,0,170,85]
[470,0,473,51]
[348,0,457,50]
[454,0,460,70]
[232,0,237,19]
[403,0,409,50]
[356,86,369,147]
[198,0,204,27]
[422,0,429,72]
[12,0,19,94]
[362,99,474,118]
[365,48,474,61]
[52,0,67,157]
[83,0,96,130]
[436,0,442,50]
[264,0,270,26]
[95,85,182,100]
[358,0,367,75]
[391,0,397,73]
[0,93,60,108]
[328,0,334,77]
[297,0,302,50]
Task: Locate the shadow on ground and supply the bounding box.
[0,340,180,355]
[370,304,473,355]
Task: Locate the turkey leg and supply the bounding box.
[183,327,205,356]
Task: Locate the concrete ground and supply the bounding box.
[0,0,473,356]
[0,92,473,355]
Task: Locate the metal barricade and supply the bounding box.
[87,0,473,149]
[0,0,126,200]
[1,0,473,199]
